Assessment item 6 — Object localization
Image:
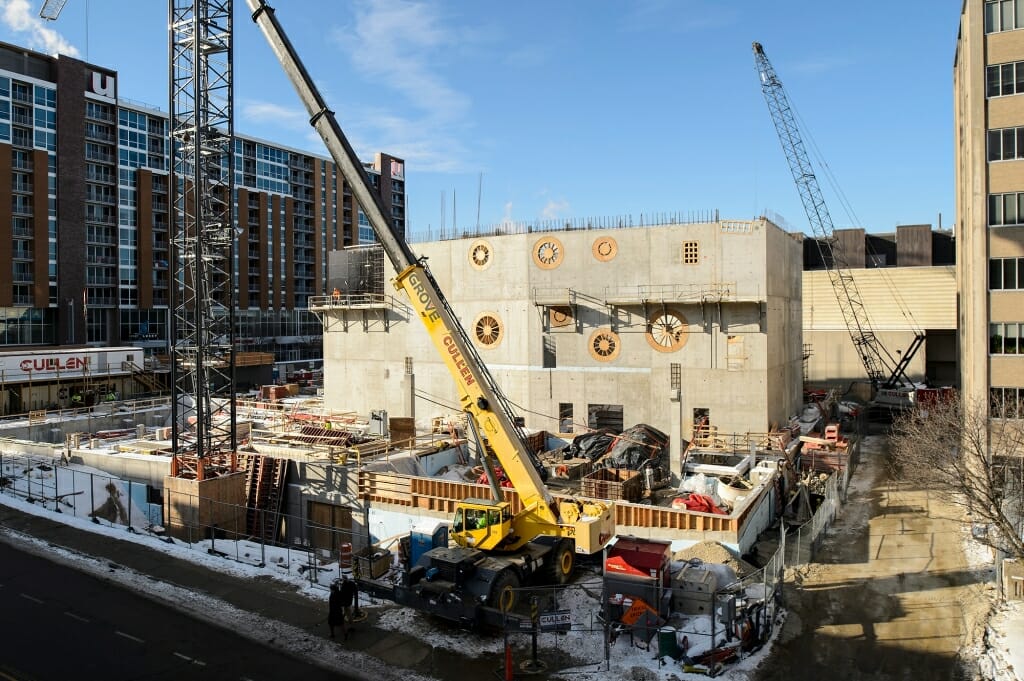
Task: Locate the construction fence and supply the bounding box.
[0,451,363,590]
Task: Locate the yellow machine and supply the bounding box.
[249,1,614,623]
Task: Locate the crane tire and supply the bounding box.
[490,569,521,612]
[548,539,575,585]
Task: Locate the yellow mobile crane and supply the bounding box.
[247,1,614,624]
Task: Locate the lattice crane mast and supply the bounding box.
[753,41,922,393]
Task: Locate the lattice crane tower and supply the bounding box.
[169,0,237,476]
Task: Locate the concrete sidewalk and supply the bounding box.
[0,503,504,681]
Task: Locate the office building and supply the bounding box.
[0,40,405,365]
[955,2,1024,416]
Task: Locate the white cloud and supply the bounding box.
[329,1,471,173]
[1,0,79,57]
[541,198,570,220]
[240,100,309,130]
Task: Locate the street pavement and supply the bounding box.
[0,503,503,681]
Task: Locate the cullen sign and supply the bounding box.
[538,610,572,632]
[0,349,136,382]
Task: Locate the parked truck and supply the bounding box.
[248,1,615,627]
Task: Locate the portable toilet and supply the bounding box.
[410,519,449,566]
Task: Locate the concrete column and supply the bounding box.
[669,388,683,483]
[402,362,415,421]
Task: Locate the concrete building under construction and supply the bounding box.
[316,216,804,475]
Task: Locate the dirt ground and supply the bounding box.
[751,429,997,681]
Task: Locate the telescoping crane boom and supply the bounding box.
[752,42,924,402]
[247,1,614,624]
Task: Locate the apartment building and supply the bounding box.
[955,1,1024,415]
[0,41,404,364]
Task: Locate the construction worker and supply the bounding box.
[332,287,341,303]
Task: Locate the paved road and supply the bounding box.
[0,543,350,681]
[752,433,994,681]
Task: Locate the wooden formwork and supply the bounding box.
[163,472,247,541]
[358,471,754,537]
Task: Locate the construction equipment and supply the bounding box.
[753,42,924,407]
[247,1,614,626]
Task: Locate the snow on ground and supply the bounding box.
[982,599,1024,681]
[3,444,1021,681]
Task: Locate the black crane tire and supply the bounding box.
[548,540,575,585]
[490,569,521,612]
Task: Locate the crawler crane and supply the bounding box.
[247,1,614,626]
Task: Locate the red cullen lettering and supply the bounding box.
[443,336,476,387]
[20,357,91,372]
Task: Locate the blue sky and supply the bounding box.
[1,0,960,237]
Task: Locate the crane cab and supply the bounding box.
[452,498,513,551]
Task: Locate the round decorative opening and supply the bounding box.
[592,237,618,262]
[473,312,503,347]
[532,236,564,270]
[469,239,492,270]
[646,308,689,353]
[588,328,621,362]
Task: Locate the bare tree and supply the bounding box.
[889,393,1024,559]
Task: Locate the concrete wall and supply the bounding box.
[323,219,802,443]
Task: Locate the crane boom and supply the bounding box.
[246,0,564,529]
[752,42,919,391]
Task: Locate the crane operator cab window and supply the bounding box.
[454,506,505,533]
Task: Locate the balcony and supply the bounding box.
[12,248,32,260]
[12,181,32,193]
[86,170,115,184]
[87,234,117,247]
[86,276,117,286]
[85,128,114,143]
[85,151,115,164]
[12,112,31,126]
[85,213,117,225]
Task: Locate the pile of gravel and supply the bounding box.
[672,540,758,578]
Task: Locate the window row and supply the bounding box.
[988,192,1024,226]
[987,0,1024,33]
[990,257,1024,289]
[991,322,1024,354]
[983,60,1024,97]
[991,386,1024,418]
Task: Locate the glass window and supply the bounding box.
[988,0,1001,32]
[991,194,1003,225]
[1006,258,1018,289]
[1005,129,1017,159]
[994,130,1006,160]
[988,65,1001,97]
[1004,64,1015,94]
[1007,323,1019,354]
[992,324,1005,354]
[991,258,1004,289]
[1005,194,1018,225]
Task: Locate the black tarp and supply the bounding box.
[596,424,670,471]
